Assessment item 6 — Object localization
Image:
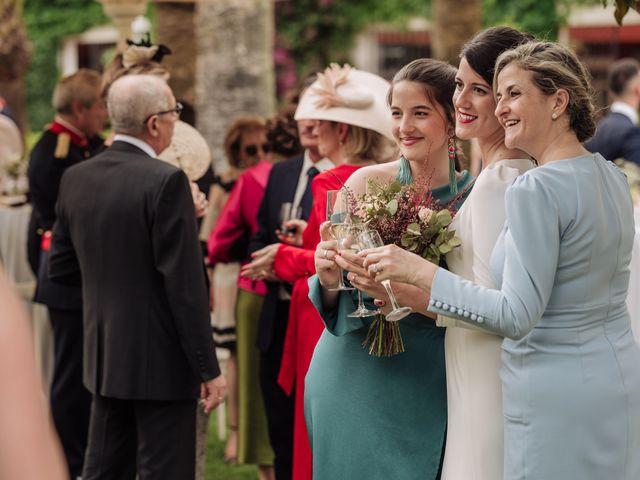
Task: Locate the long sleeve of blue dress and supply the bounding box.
[428,172,560,340]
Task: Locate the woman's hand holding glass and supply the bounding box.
[315,222,342,289]
[335,249,388,305]
[335,223,381,317]
[326,189,355,292]
[357,230,413,322]
[360,243,438,293]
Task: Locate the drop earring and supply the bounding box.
[448,134,458,195]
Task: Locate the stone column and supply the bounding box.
[195,0,276,171]
[154,0,197,113]
[98,0,148,48]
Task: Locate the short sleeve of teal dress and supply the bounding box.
[305,170,474,480]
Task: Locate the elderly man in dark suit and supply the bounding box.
[586,58,640,165]
[27,68,107,480]
[50,74,225,480]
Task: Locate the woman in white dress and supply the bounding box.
[439,27,534,480]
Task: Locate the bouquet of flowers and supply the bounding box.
[346,176,464,356]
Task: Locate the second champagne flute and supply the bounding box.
[358,228,412,322]
[344,223,380,317]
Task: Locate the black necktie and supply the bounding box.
[300,166,319,220]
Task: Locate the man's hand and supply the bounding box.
[241,243,280,281]
[200,374,227,414]
[276,219,307,246]
[191,182,208,218]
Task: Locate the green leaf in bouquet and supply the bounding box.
[425,251,437,263]
[400,234,413,247]
[449,236,462,247]
[435,209,453,225]
[424,224,440,237]
[386,198,398,215]
[406,222,421,236]
[439,243,452,254]
[388,181,402,194]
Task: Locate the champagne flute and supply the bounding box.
[279,202,301,238]
[326,189,354,292]
[344,223,380,318]
[358,229,412,322]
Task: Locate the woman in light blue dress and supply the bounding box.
[361,41,640,480]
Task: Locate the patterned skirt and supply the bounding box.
[211,262,239,350]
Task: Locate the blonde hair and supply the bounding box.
[101,52,170,99]
[52,69,102,114]
[343,125,388,163]
[494,41,596,143]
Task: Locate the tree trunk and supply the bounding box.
[195,0,275,172]
[154,1,197,116]
[431,0,481,67]
[0,0,30,133]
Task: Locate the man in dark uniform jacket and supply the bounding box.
[586,58,640,165]
[50,74,226,480]
[27,69,107,479]
[245,118,332,479]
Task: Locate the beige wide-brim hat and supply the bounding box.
[294,64,393,141]
[158,120,212,181]
[0,114,23,165]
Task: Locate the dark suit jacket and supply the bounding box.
[49,141,220,400]
[27,129,103,307]
[585,111,640,165]
[249,154,304,352]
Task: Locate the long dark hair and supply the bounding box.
[461,26,535,86]
[388,58,458,129]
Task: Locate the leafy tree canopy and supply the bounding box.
[23,0,108,130]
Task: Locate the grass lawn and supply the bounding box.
[204,412,259,480]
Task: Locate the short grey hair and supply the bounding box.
[107,74,171,136]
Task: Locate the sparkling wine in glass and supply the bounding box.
[326,189,354,292]
[344,223,380,318]
[358,228,412,322]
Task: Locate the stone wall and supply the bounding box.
[195,0,275,172]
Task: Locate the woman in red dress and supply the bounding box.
[246,64,395,480]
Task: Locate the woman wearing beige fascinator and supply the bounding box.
[251,62,394,480]
[101,37,211,219]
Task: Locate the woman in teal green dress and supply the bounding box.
[307,59,474,479]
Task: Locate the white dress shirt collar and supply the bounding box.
[611,101,639,125]
[291,150,334,211]
[304,149,334,174]
[113,134,158,158]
